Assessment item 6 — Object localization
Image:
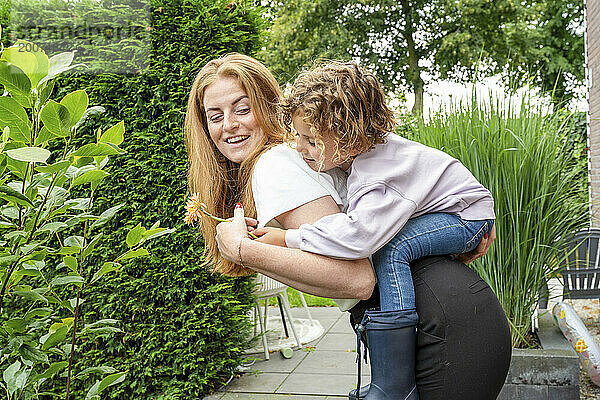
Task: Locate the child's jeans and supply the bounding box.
[372,213,495,311]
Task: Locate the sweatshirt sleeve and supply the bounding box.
[285,181,418,259]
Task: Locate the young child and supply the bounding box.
[254,62,495,400]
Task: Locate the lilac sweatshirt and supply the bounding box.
[284,134,495,259]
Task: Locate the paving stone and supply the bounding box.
[202,393,224,400]
[224,372,288,393]
[276,373,370,396]
[315,333,357,351]
[548,385,580,400]
[219,393,325,399]
[295,350,370,376]
[317,318,342,333]
[244,351,308,373]
[537,313,574,351]
[329,318,355,334]
[516,384,548,398]
[497,384,518,400]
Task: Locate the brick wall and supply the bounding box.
[588,0,600,225]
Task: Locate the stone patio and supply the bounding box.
[203,307,368,399]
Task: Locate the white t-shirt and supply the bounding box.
[252,144,361,311]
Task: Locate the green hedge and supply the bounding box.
[5,0,266,398]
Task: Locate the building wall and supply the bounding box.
[588,0,600,226]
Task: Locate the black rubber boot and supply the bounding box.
[348,384,370,399]
[356,308,419,400]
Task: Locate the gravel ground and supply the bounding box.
[561,299,600,400]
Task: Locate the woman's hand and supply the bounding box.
[254,227,288,247]
[455,223,496,265]
[215,203,251,263]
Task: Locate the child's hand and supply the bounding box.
[455,223,496,265]
[253,227,287,247]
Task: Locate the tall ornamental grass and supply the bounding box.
[410,97,589,347]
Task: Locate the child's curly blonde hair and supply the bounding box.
[282,61,396,165]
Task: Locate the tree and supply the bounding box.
[262,0,584,113]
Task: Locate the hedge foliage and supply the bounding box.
[1,0,266,398]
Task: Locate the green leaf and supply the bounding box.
[40,100,71,138]
[36,160,70,174]
[56,246,80,255]
[37,51,85,87]
[98,121,124,146]
[64,235,84,248]
[73,106,105,131]
[5,318,27,333]
[50,275,84,287]
[0,154,7,177]
[13,268,42,279]
[0,185,34,207]
[29,361,68,384]
[38,222,68,234]
[60,90,88,128]
[28,42,49,88]
[76,366,117,378]
[19,344,48,363]
[41,325,68,350]
[3,360,21,394]
[82,233,103,259]
[6,146,51,163]
[14,288,48,303]
[38,80,55,105]
[142,227,175,242]
[0,45,37,80]
[0,255,19,266]
[23,307,52,321]
[2,337,23,355]
[91,204,125,229]
[86,372,126,399]
[0,97,31,142]
[90,262,120,284]
[125,223,145,247]
[117,248,149,261]
[0,61,31,99]
[34,126,57,146]
[63,256,78,272]
[72,170,109,187]
[73,143,124,157]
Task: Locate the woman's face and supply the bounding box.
[203,76,263,163]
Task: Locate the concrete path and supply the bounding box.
[204,307,369,399]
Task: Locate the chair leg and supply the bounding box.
[255,301,269,360]
[253,306,258,337]
[297,290,314,322]
[278,293,302,348]
[263,299,268,333]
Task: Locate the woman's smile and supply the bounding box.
[203,76,264,163]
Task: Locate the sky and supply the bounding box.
[402,74,589,119]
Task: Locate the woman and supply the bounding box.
[185,53,511,399]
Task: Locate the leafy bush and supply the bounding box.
[0,33,175,399]
[2,0,266,398]
[412,97,589,347]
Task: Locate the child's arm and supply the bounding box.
[285,182,417,259]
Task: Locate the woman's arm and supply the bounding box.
[239,240,375,300]
[216,196,375,300]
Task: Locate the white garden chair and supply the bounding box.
[252,273,314,360]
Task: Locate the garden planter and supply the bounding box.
[498,312,580,399]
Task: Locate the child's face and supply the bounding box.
[292,114,352,172]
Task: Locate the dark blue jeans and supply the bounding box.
[372,213,494,311]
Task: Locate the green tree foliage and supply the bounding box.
[263,0,584,113]
[2,0,265,398]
